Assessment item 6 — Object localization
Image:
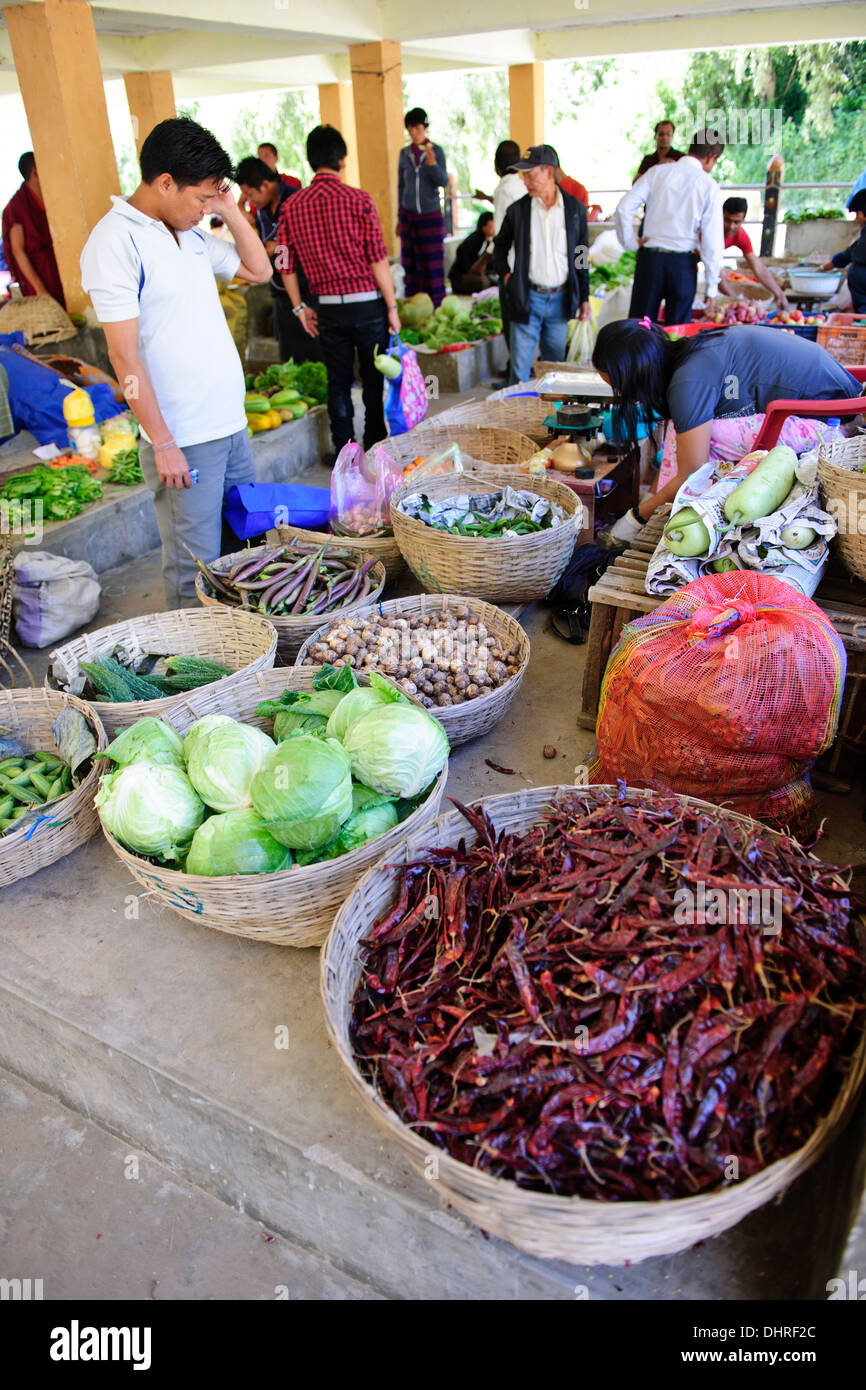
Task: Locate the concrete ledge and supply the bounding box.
[418,336,507,393]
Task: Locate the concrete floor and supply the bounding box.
[2,414,866,1300]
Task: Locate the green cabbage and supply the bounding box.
[341,704,449,797]
[325,675,406,741]
[273,690,345,740]
[185,719,275,812]
[250,733,353,849]
[182,715,236,767]
[101,717,184,769]
[185,808,291,876]
[96,763,205,861]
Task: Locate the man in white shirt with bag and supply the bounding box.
[81,117,272,607]
[615,132,725,327]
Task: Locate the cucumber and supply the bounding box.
[664,506,711,557]
[723,445,797,526]
[779,523,816,550]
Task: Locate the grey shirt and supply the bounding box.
[666,325,861,433]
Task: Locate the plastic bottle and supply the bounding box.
[62,386,100,461]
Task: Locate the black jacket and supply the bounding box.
[492,190,589,324]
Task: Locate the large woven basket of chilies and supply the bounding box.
[321,783,866,1265]
[195,541,385,661]
[0,687,106,887]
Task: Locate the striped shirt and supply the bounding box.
[274,171,388,297]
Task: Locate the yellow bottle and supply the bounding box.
[62,386,100,460]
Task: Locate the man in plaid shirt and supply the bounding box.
[276,125,401,454]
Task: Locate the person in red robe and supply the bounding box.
[1,152,66,307]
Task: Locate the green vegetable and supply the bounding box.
[783,208,846,223]
[314,663,358,694]
[164,655,232,683]
[723,446,797,526]
[185,719,275,812]
[268,388,301,407]
[185,808,292,876]
[181,715,236,767]
[374,354,402,380]
[106,449,142,485]
[779,523,817,550]
[664,506,711,558]
[80,656,164,702]
[96,763,205,861]
[325,674,407,742]
[272,690,345,741]
[100,718,185,769]
[341,703,449,798]
[244,396,272,414]
[712,556,740,572]
[250,734,353,850]
[293,360,328,404]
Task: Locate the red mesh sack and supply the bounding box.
[594,571,846,804]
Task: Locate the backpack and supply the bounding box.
[546,544,618,644]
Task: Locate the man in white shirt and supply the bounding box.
[492,145,590,384]
[615,132,725,326]
[80,117,271,606]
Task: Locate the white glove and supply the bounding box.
[608,507,644,543]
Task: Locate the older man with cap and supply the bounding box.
[492,144,590,384]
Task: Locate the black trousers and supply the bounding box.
[629,248,698,326]
[316,299,388,453]
[270,287,322,365]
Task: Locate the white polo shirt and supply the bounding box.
[80,196,246,449]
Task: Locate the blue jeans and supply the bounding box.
[508,289,569,384]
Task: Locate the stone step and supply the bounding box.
[0,1066,383,1300]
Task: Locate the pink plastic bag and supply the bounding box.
[329,442,404,535]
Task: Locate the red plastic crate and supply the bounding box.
[817,313,866,367]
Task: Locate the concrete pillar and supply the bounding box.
[4,0,120,316]
[123,71,176,155]
[349,41,403,254]
[509,62,545,153]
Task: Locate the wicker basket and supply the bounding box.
[195,544,386,661]
[378,424,537,470]
[0,688,106,887]
[0,294,77,346]
[98,667,448,947]
[266,524,406,585]
[48,607,278,734]
[295,593,530,747]
[818,436,866,582]
[391,467,581,603]
[443,386,553,445]
[321,784,866,1265]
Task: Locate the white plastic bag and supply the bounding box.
[13,551,100,648]
[566,318,597,365]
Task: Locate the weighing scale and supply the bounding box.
[530,369,638,532]
[535,369,615,442]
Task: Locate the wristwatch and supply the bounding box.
[292,302,308,317]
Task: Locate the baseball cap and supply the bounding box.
[512,144,560,170]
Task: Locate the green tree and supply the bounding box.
[227,90,318,181]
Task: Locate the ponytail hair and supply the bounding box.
[592,318,722,443]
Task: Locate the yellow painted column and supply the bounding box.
[509,62,545,153]
[123,71,176,154]
[349,41,403,254]
[318,83,360,188]
[5,0,120,315]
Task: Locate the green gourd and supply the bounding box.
[779,523,817,550]
[664,506,711,557]
[712,556,740,572]
[723,445,797,525]
[374,354,402,380]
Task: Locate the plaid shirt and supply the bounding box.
[274,171,387,296]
